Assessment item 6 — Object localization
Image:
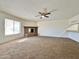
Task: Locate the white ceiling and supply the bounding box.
[0,0,79,21]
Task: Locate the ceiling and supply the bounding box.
[0,0,79,21]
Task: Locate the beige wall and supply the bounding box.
[69,15,79,25]
[23,21,37,27]
[0,18,4,40]
[38,20,68,37]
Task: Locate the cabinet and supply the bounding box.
[24,26,38,37]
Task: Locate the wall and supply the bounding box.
[0,11,24,43]
[67,32,79,42]
[38,20,68,37]
[0,11,37,43]
[0,17,4,40]
[67,15,79,42]
[23,21,37,27]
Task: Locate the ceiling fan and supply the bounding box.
[35,8,57,19]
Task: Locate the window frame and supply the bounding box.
[5,18,21,36]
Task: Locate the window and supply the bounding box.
[5,19,21,35]
[66,24,79,32]
[14,21,21,34]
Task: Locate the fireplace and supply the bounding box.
[24,26,38,37]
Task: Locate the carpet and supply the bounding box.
[0,36,79,59]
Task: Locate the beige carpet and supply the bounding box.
[0,36,79,59]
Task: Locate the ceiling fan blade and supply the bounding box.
[45,12,51,15]
[45,16,49,18]
[49,9,57,13]
[35,15,40,17]
[43,8,48,13]
[38,12,42,14]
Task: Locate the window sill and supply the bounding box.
[5,33,21,37]
[66,30,79,33]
